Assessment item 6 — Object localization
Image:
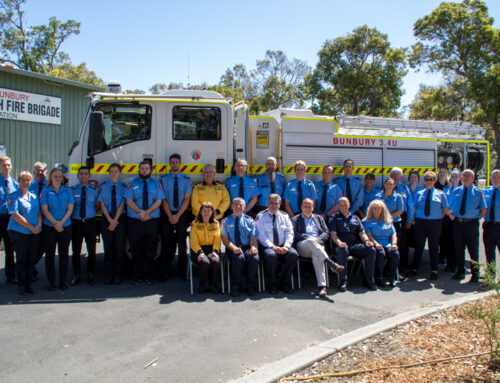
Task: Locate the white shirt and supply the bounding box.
[255,209,294,248]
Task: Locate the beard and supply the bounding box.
[139,173,151,180]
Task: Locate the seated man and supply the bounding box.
[328,197,377,291]
[292,198,344,297]
[221,198,260,297]
[255,194,298,294]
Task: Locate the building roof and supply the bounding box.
[0,65,104,91]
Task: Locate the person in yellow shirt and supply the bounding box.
[190,201,221,293]
[191,165,230,220]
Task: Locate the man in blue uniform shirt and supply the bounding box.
[482,169,500,271]
[284,160,317,217]
[328,197,377,291]
[29,162,48,279]
[126,161,165,284]
[255,194,299,294]
[160,154,192,281]
[70,166,100,285]
[334,159,364,214]
[222,197,259,297]
[390,167,414,271]
[315,165,342,218]
[256,156,286,211]
[0,156,19,284]
[226,158,260,215]
[449,169,487,283]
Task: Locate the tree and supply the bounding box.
[253,50,310,111]
[125,89,145,94]
[410,0,500,168]
[0,0,80,72]
[149,83,168,94]
[307,25,407,116]
[48,62,105,87]
[409,78,479,121]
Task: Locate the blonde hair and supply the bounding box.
[294,160,306,170]
[0,156,11,164]
[365,200,392,224]
[18,171,33,182]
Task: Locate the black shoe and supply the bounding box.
[429,272,438,281]
[88,277,96,285]
[18,288,29,296]
[230,287,240,297]
[362,281,377,291]
[338,282,347,292]
[376,278,387,288]
[406,269,418,277]
[132,279,141,286]
[388,279,397,288]
[104,278,113,285]
[33,269,39,281]
[444,266,454,272]
[60,283,68,290]
[144,278,155,286]
[210,286,219,294]
[48,284,56,291]
[26,287,35,295]
[282,286,293,294]
[71,276,81,286]
[158,276,168,283]
[114,278,122,285]
[269,288,278,295]
[7,278,17,285]
[468,275,479,283]
[452,272,466,280]
[248,289,257,297]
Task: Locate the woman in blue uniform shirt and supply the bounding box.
[98,163,127,285]
[375,178,404,224]
[358,173,380,219]
[40,168,74,290]
[7,171,42,295]
[363,200,400,287]
[407,171,448,280]
[440,169,460,272]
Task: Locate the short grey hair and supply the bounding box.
[232,197,246,206]
[33,162,47,171]
[266,156,277,164]
[491,169,500,177]
[202,164,215,173]
[461,169,475,177]
[390,167,403,176]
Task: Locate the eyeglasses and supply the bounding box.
[424,178,435,181]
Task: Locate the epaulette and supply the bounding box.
[89,183,97,189]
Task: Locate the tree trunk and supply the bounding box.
[491,117,500,170]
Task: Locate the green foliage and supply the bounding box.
[48,62,105,87]
[0,0,80,72]
[307,25,407,116]
[411,0,500,168]
[469,262,500,369]
[149,83,168,94]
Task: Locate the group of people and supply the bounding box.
[0,154,498,298]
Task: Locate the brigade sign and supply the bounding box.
[0,88,62,125]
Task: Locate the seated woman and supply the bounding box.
[190,201,221,293]
[7,171,42,295]
[363,200,400,288]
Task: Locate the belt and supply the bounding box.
[73,217,95,224]
[485,221,500,225]
[457,218,478,223]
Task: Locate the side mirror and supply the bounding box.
[216,158,225,174]
[88,111,105,154]
[86,156,95,169]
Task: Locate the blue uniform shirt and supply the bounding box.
[361,186,381,215]
[221,214,257,246]
[98,181,127,216]
[125,176,165,219]
[334,176,364,213]
[71,183,99,220]
[409,185,424,204]
[0,175,19,214]
[161,172,192,212]
[363,218,396,248]
[444,184,459,206]
[327,212,364,247]
[450,185,487,219]
[314,181,342,215]
[375,191,404,223]
[483,186,500,223]
[283,178,317,214]
[28,179,48,197]
[256,172,286,207]
[414,188,448,220]
[7,190,41,234]
[226,174,260,205]
[40,186,75,227]
[395,183,414,223]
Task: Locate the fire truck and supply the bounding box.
[68,85,490,187]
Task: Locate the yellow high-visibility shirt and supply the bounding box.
[191,181,230,220]
[190,220,221,254]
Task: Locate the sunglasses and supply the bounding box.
[424,178,435,181]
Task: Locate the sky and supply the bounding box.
[21,0,500,112]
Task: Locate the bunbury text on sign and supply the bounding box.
[0,88,62,125]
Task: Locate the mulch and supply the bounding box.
[282,295,499,382]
